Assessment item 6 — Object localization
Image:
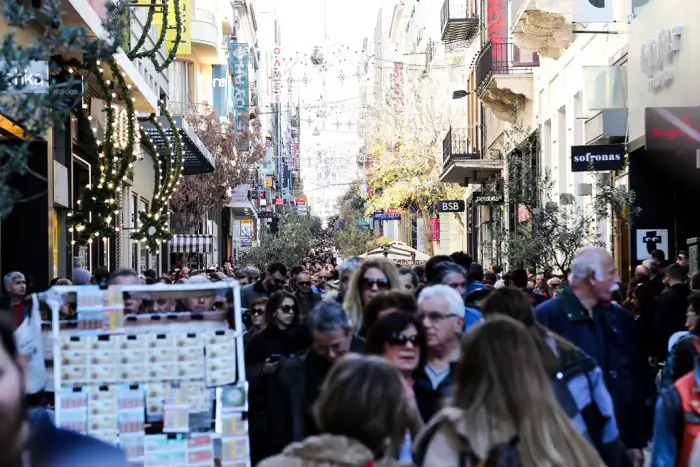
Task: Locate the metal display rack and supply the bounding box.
[40,280,250,467]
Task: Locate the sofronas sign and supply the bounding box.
[570,144,625,172]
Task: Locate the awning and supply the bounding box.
[140,116,215,175]
[169,234,214,254]
[360,241,431,265]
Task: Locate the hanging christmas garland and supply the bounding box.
[129,0,169,60]
[127,0,157,60]
[155,0,182,72]
[131,102,184,252]
[66,57,139,245]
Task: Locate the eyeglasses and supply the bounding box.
[361,277,390,291]
[280,304,296,314]
[388,332,421,347]
[252,308,265,316]
[298,281,312,287]
[417,311,459,324]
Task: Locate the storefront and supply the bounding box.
[627,0,700,266]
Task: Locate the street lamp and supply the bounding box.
[452,90,470,99]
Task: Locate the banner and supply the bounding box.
[211,65,230,118]
[574,0,613,23]
[228,42,250,132]
[430,217,440,243]
[161,0,191,55]
[272,46,282,103]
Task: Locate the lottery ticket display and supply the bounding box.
[43,281,249,467]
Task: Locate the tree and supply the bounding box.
[490,127,602,276]
[0,0,125,218]
[170,106,264,233]
[335,221,376,257]
[240,211,314,269]
[359,67,466,256]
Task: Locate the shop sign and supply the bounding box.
[0,60,49,94]
[274,198,284,205]
[436,200,465,212]
[641,26,682,93]
[645,107,700,150]
[373,211,401,221]
[258,210,273,219]
[517,204,530,223]
[570,144,625,172]
[474,194,504,205]
[636,229,669,261]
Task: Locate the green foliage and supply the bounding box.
[240,212,315,269]
[335,222,376,258]
[492,127,601,275]
[308,215,323,236]
[0,0,126,219]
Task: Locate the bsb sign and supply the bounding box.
[436,200,465,213]
[570,144,625,172]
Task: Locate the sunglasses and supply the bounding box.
[298,281,312,287]
[361,277,390,291]
[388,332,421,347]
[251,308,265,316]
[280,304,296,314]
[447,282,466,290]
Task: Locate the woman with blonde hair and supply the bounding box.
[414,316,604,467]
[259,354,408,467]
[343,258,402,335]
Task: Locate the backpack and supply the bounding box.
[414,416,521,467]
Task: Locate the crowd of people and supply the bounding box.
[3,241,700,466]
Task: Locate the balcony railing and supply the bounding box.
[440,0,479,44]
[443,127,480,164]
[475,41,539,95]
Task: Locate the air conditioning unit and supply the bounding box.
[576,183,593,196]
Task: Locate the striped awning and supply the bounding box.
[169,235,214,254]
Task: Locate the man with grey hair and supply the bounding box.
[413,284,464,423]
[1,272,27,329]
[279,300,363,441]
[535,247,645,464]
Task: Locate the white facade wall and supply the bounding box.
[627,0,700,140]
[531,0,631,250]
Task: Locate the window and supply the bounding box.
[139,198,149,272]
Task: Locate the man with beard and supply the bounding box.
[0,318,127,466]
[279,300,363,440]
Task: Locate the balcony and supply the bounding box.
[441,127,502,186]
[475,41,538,124]
[510,0,575,59]
[440,0,479,44]
[190,8,220,61]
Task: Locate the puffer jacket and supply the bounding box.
[257,434,405,467]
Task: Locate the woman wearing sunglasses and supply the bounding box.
[243,297,269,348]
[365,311,427,464]
[245,291,312,464]
[343,258,402,336]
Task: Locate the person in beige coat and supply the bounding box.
[413,316,604,467]
[258,354,409,467]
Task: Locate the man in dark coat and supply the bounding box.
[279,300,363,440]
[652,264,691,360]
[535,247,645,466]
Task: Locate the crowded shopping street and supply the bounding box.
[2,0,700,465]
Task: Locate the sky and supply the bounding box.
[262,0,396,218]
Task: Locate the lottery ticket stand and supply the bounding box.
[40,280,250,466]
